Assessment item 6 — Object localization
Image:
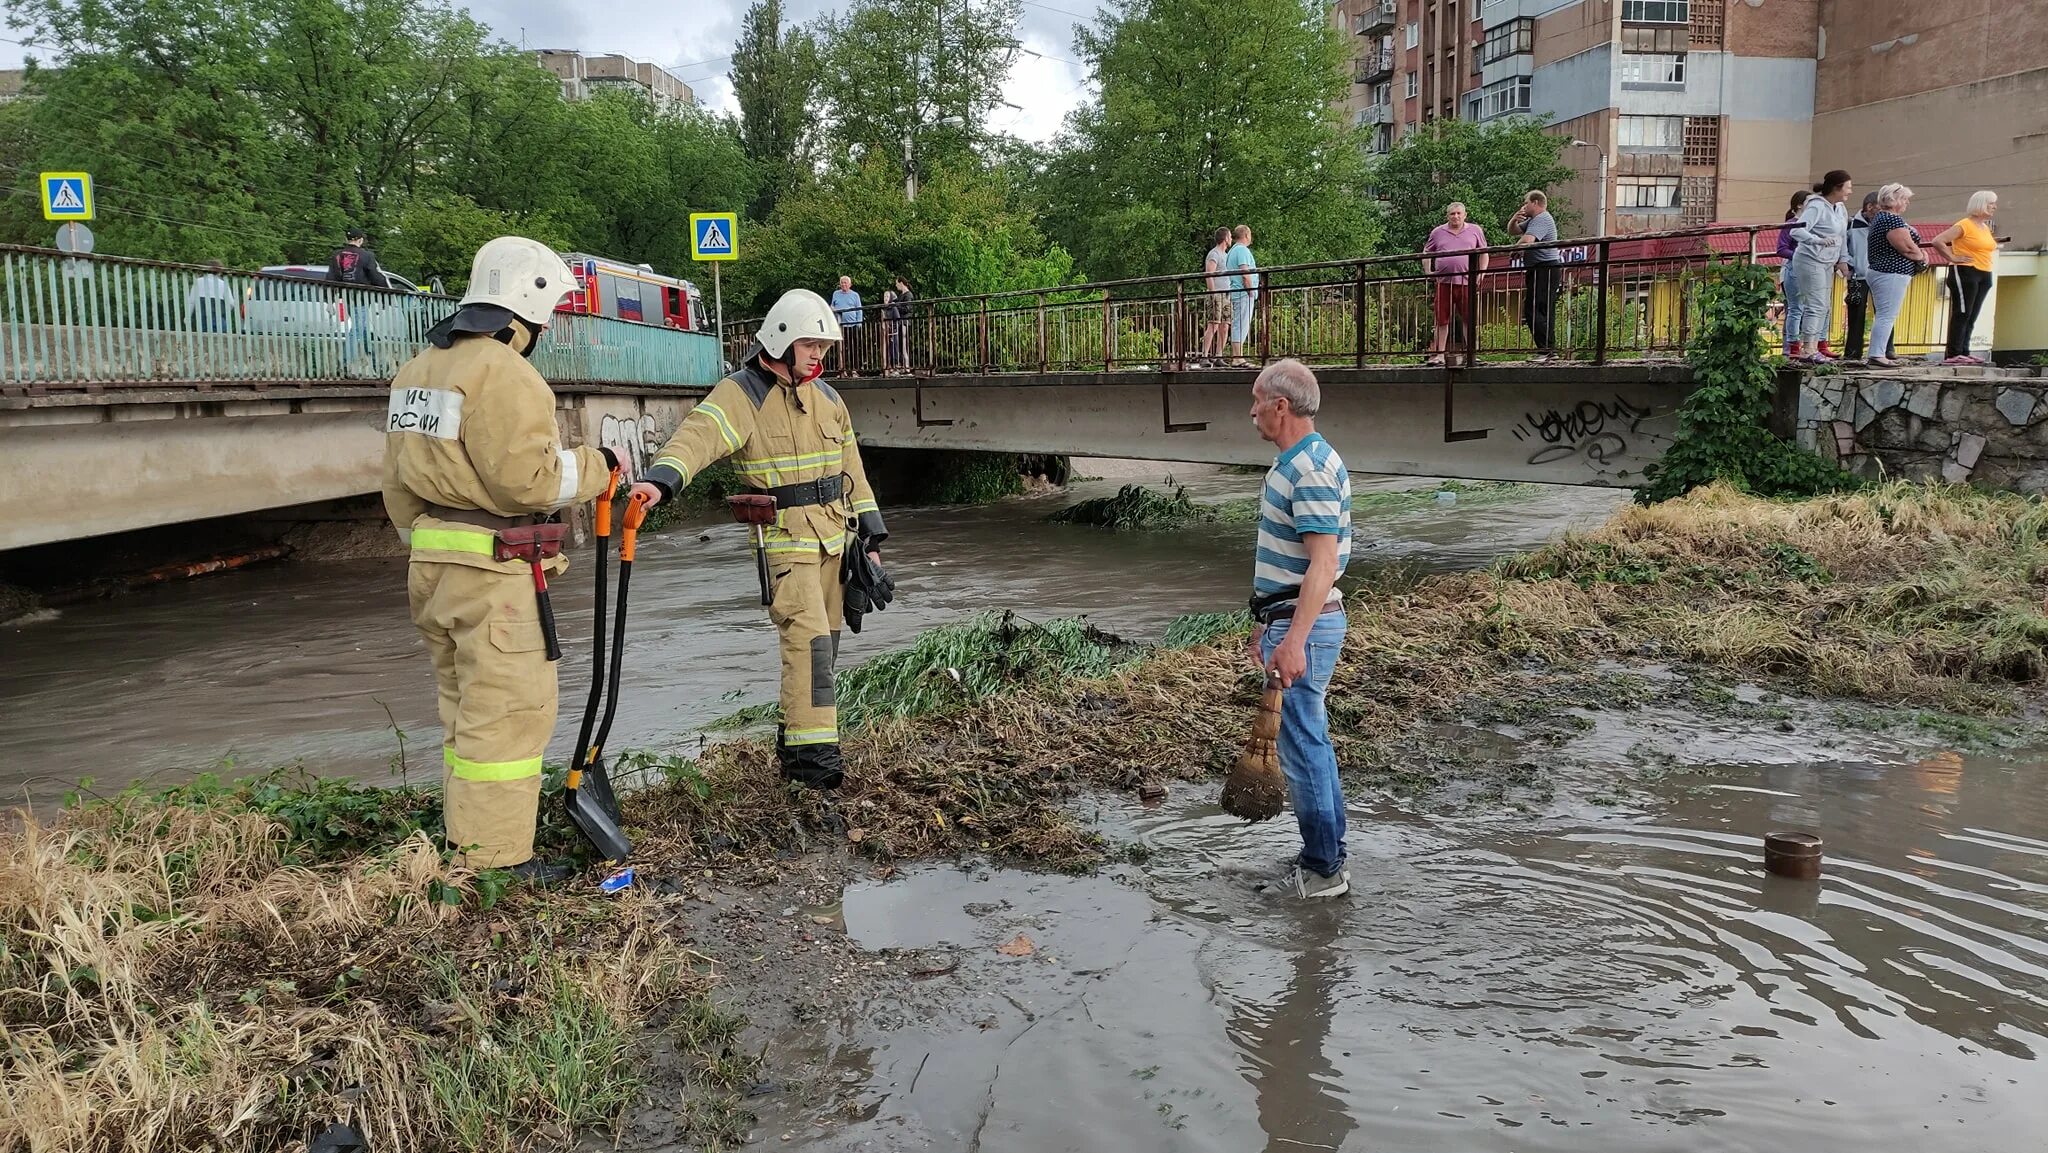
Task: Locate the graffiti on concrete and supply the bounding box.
[1513,395,1656,469]
[598,412,670,481]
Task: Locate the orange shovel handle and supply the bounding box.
[620,488,652,562]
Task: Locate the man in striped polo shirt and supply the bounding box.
[1247,358,1353,899]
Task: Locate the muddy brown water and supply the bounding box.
[0,472,1623,807]
[762,739,2048,1152]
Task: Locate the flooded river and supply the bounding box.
[0,469,1623,807]
[8,465,2048,1150]
[776,741,2048,1152]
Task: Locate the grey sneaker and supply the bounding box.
[1293,865,1349,900]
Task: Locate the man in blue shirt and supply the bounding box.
[1224,225,1260,366]
[830,275,863,371]
[1247,358,1352,899]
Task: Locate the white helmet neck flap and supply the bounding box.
[461,236,575,327]
[756,289,843,360]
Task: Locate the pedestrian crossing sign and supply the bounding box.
[40,172,93,221]
[690,212,737,262]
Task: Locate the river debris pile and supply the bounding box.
[0,781,754,1153]
[1050,484,1216,530]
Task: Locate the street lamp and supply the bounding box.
[904,114,968,202]
[1569,138,1608,236]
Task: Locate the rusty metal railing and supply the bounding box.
[728,222,1960,377]
[0,245,722,394]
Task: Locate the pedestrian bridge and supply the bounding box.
[2,227,1842,550]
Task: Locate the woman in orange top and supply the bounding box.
[1931,191,2000,364]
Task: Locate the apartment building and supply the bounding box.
[1340,0,1818,234]
[0,69,26,104]
[533,51,695,112]
[1813,1,2048,250]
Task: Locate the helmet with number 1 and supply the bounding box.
[461,236,576,327]
[756,289,843,359]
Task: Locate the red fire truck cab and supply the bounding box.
[558,253,705,330]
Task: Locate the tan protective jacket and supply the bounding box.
[643,361,886,558]
[382,335,611,574]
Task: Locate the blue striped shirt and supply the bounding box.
[1254,432,1351,605]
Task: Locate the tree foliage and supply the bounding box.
[737,155,1076,314]
[730,0,819,222]
[0,0,751,288]
[1638,260,1857,503]
[813,0,1021,186]
[1035,0,1379,281]
[1368,116,1578,256]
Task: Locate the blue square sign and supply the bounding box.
[40,172,93,221]
[690,212,737,262]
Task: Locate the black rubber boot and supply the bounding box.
[777,727,846,790]
[509,859,573,887]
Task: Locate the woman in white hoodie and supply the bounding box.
[1789,170,1854,363]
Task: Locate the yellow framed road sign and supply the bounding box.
[689,212,737,262]
[41,172,94,221]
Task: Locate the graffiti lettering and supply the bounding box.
[598,412,669,481]
[1513,395,1658,472]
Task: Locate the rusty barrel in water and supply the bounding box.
[1763,831,1823,880]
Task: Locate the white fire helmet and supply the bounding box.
[757,288,844,359]
[460,236,576,327]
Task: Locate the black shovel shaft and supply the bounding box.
[571,520,610,773]
[530,561,562,662]
[754,526,772,605]
[592,556,633,755]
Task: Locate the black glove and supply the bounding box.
[599,446,620,472]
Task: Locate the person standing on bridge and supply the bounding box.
[1424,203,1488,368]
[1225,225,1260,367]
[629,289,888,791]
[382,236,619,882]
[1198,226,1233,367]
[830,275,864,373]
[1508,192,1562,361]
[1245,358,1352,899]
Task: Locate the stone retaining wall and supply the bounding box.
[1792,367,2048,491]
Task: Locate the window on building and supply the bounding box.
[1406,71,1419,99]
[1683,116,1720,167]
[1616,175,1682,210]
[1620,52,1686,86]
[1479,76,1531,119]
[1481,18,1534,64]
[1621,0,1688,23]
[1466,93,1483,121]
[1375,81,1393,104]
[1616,115,1683,150]
[1405,21,1420,49]
[1621,26,1686,52]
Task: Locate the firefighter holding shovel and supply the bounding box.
[383,236,619,882]
[630,288,889,789]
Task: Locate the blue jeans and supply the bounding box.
[1259,611,1348,877]
[1780,260,1801,355]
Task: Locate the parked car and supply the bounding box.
[242,265,441,341]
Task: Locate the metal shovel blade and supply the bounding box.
[566,767,631,861]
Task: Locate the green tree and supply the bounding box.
[1368,116,1577,256]
[813,0,1021,188]
[737,154,1075,315]
[1035,0,1379,281]
[730,0,820,221]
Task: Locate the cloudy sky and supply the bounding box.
[0,0,1102,142]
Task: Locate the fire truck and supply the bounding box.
[558,253,705,331]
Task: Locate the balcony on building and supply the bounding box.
[1355,48,1395,85]
[1355,0,1397,36]
[1357,103,1395,126]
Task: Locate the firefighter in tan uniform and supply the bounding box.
[630,289,886,789]
[383,236,617,878]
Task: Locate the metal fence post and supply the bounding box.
[1102,290,1113,372]
[1037,292,1048,373]
[1594,239,1611,366]
[978,297,990,373]
[1353,263,1367,368]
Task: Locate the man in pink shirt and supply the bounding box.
[1423,202,1488,367]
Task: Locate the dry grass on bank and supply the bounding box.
[623,482,2048,871]
[0,797,752,1153]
